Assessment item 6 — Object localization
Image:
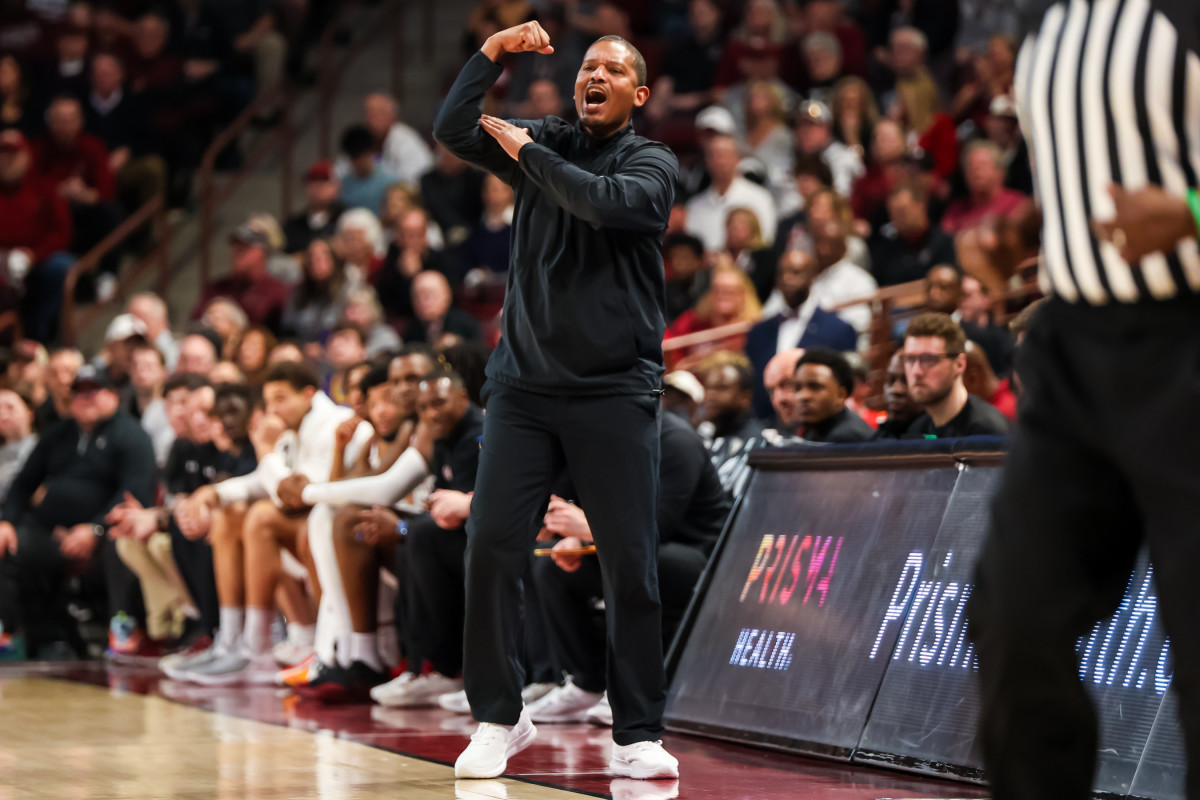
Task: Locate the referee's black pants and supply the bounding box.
[464,381,664,746]
[969,297,1200,800]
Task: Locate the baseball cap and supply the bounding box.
[71,364,115,393]
[696,106,737,137]
[796,99,833,125]
[229,223,273,250]
[0,129,27,152]
[304,159,334,183]
[663,370,705,404]
[105,313,148,343]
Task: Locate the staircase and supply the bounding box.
[77,0,476,352]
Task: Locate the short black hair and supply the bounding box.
[213,382,254,409]
[164,373,210,394]
[340,124,375,159]
[263,361,320,391]
[359,364,391,396]
[591,35,647,86]
[437,341,491,407]
[663,233,705,260]
[795,347,855,394]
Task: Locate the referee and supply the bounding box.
[432,22,680,781]
[969,2,1200,799]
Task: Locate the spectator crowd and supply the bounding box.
[0,0,1036,727]
[0,0,334,341]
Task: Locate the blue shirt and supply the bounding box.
[339,168,393,216]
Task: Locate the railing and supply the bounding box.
[197,77,295,285]
[53,0,413,347]
[60,195,170,347]
[316,0,408,161]
[657,266,1044,407]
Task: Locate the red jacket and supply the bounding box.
[192,272,292,334]
[0,174,72,261]
[32,134,116,202]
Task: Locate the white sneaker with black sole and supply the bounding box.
[610,740,679,780]
[527,680,604,723]
[454,707,537,779]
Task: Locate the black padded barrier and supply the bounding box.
[664,439,1184,799]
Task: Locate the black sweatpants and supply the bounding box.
[407,514,467,678]
[0,518,143,652]
[532,541,709,693]
[464,381,664,746]
[969,297,1200,800]
[170,523,218,637]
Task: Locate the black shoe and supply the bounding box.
[293,660,388,704]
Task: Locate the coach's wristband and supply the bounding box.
[1188,188,1200,240]
[395,519,408,537]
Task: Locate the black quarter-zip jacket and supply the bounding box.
[2,411,157,530]
[434,51,679,395]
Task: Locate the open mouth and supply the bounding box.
[584,86,607,112]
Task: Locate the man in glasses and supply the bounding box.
[902,312,1008,440]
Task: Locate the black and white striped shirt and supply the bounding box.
[1017,0,1200,304]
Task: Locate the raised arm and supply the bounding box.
[433,21,554,183]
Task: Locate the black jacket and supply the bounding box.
[165,438,257,496]
[868,224,957,287]
[3,411,156,529]
[660,412,731,557]
[402,307,483,344]
[282,202,344,254]
[905,394,1009,440]
[800,407,875,444]
[434,51,678,395]
[433,405,484,493]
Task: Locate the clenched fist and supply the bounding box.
[481,21,554,62]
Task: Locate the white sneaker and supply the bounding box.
[272,638,314,667]
[370,671,416,704]
[160,643,221,680]
[527,679,604,723]
[610,778,680,800]
[586,692,613,727]
[454,707,537,779]
[182,650,278,686]
[373,671,464,707]
[438,689,472,714]
[454,779,508,799]
[610,740,679,780]
[520,682,558,705]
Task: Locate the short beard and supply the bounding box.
[912,381,953,409]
